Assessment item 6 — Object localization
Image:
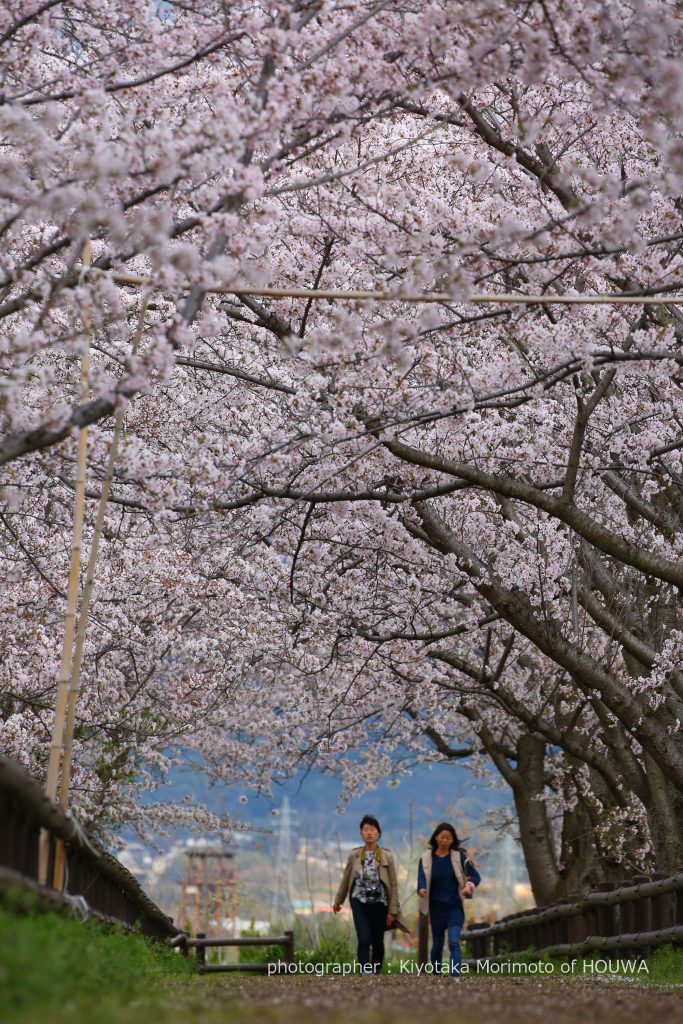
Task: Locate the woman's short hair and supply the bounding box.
[428,822,462,852]
[360,814,382,836]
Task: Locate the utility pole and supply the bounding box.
[271,797,297,925]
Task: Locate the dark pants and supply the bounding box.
[350,897,387,972]
[430,900,463,975]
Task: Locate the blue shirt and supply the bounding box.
[417,849,482,906]
[430,851,460,903]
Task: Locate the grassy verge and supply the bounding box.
[467,944,683,985]
[0,890,195,1024]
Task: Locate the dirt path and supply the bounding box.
[160,973,683,1024]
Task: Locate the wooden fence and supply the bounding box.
[0,754,177,940]
[459,872,683,963]
[172,930,295,973]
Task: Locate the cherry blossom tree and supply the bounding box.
[2,1,683,896]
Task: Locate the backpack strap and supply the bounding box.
[361,846,381,864]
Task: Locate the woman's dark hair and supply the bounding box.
[428,822,463,852]
[360,814,382,837]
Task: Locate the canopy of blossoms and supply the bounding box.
[1,1,682,899]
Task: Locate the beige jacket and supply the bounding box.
[335,846,410,932]
[418,849,468,917]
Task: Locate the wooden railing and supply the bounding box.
[172,930,295,973]
[462,872,683,962]
[0,754,178,940]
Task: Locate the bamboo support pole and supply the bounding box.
[39,242,92,888]
[56,303,148,840]
[87,267,683,306]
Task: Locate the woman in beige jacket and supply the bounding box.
[333,814,406,972]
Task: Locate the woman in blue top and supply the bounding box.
[417,821,481,976]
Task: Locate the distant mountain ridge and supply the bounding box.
[144,757,508,847]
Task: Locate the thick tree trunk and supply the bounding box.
[554,770,626,897]
[554,803,600,899]
[512,735,560,905]
[620,651,683,872]
[642,754,683,872]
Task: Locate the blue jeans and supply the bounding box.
[350,897,386,972]
[430,900,462,975]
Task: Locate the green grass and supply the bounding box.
[612,944,683,986]
[468,944,683,985]
[0,891,195,1024]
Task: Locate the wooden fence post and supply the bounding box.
[674,869,683,948]
[594,883,616,937]
[631,875,651,958]
[196,933,206,968]
[418,912,429,967]
[649,873,671,939]
[465,923,487,960]
[283,930,294,965]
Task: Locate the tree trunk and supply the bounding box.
[512,734,560,905]
[642,753,683,872]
